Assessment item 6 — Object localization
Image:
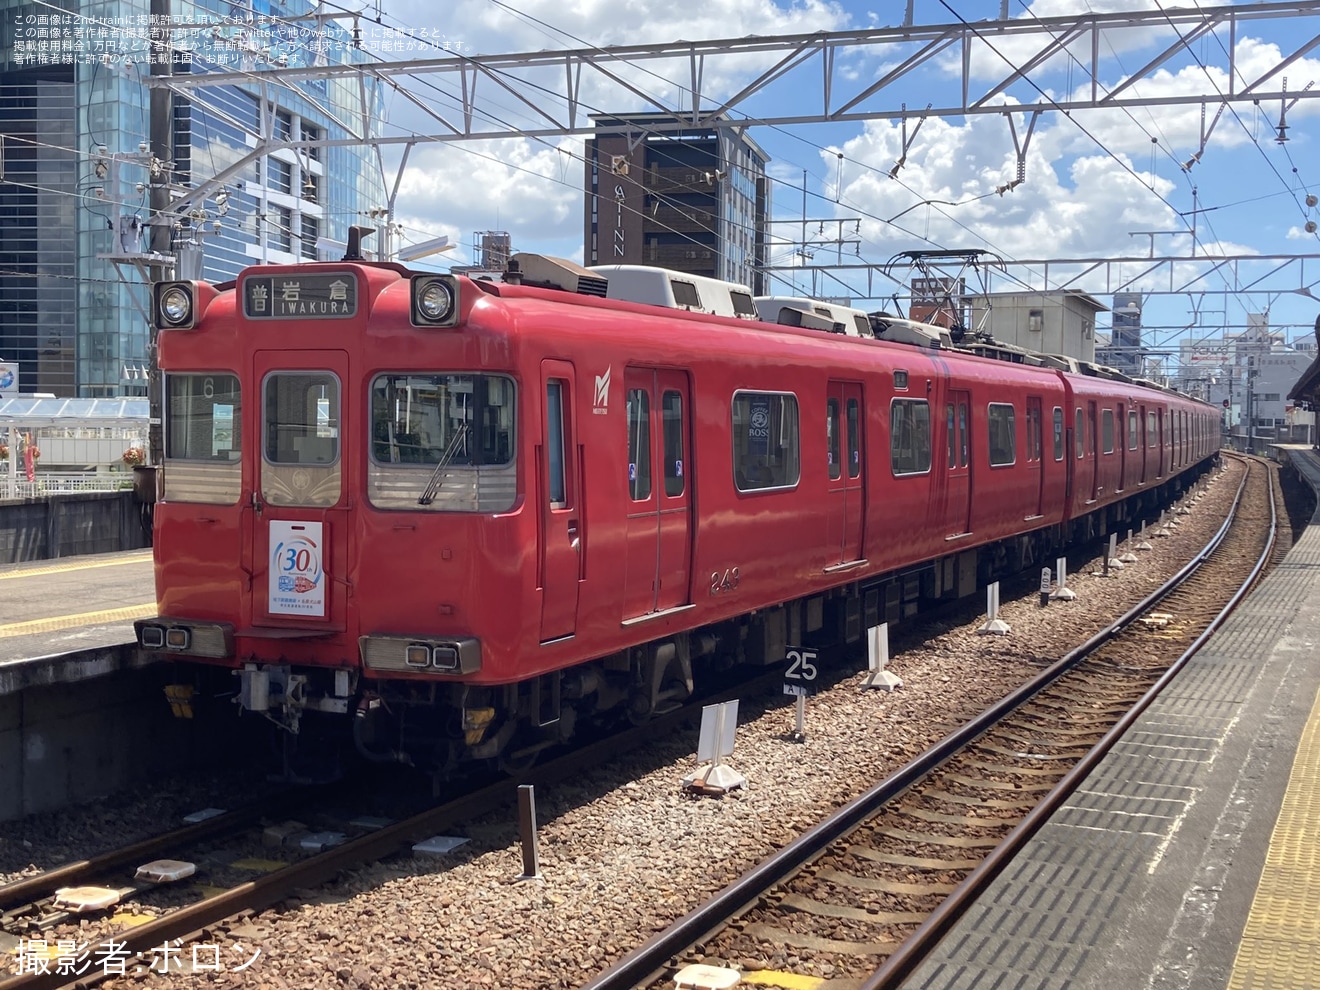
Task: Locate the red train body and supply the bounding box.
[138,256,1217,771]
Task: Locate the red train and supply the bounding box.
[137,250,1217,773]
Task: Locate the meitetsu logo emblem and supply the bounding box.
[593,366,611,414]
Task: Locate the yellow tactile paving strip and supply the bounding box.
[0,604,157,639]
[0,550,152,580]
[1228,683,1320,989]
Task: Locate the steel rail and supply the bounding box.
[0,670,782,990]
[861,455,1276,989]
[580,461,1254,990]
[0,789,329,916]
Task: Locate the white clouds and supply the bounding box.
[392,138,584,264]
[376,0,853,264]
[824,113,1188,276]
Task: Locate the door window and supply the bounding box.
[828,397,842,480]
[547,381,567,507]
[627,388,652,500]
[264,372,339,465]
[846,398,861,478]
[662,389,685,496]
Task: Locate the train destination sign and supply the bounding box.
[243,273,358,319]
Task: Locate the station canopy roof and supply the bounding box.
[0,397,149,428]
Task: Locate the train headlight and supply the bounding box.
[155,282,196,329]
[360,635,481,675]
[134,618,233,659]
[410,275,459,327]
[432,645,460,672]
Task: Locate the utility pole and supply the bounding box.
[147,0,172,469]
[1245,357,1254,454]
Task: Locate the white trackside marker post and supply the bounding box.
[683,700,745,793]
[1052,556,1076,600]
[978,581,1010,635]
[1137,521,1153,551]
[862,623,902,690]
[1106,532,1124,573]
[1039,567,1051,607]
[1120,528,1139,564]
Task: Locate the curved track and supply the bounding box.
[581,455,1278,990]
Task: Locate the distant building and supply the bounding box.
[1178,317,1288,443]
[1099,292,1143,377]
[584,113,770,293]
[968,291,1107,362]
[1254,350,1314,444]
[0,0,382,397]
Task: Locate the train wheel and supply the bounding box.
[497,746,540,776]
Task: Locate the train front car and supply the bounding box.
[137,260,539,776]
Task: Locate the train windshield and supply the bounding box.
[370,374,515,467]
[166,374,241,460]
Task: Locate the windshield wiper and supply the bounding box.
[418,422,470,505]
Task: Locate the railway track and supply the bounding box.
[0,666,792,990]
[582,454,1278,990]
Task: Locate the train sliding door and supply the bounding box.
[825,381,865,568]
[251,351,349,631]
[943,389,971,538]
[539,361,581,643]
[622,368,693,621]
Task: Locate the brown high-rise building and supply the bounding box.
[584,113,771,294]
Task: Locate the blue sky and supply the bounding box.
[361,0,1320,370]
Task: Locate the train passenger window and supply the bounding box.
[732,391,800,491]
[264,372,339,465]
[1053,407,1064,460]
[1075,408,1084,459]
[1127,409,1138,450]
[1148,410,1157,446]
[890,399,931,476]
[1102,408,1115,453]
[847,398,861,478]
[369,375,514,467]
[946,403,956,469]
[662,390,685,497]
[627,388,652,500]
[828,398,842,480]
[166,373,241,461]
[987,403,1015,466]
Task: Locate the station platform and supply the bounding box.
[903,446,1320,990]
[0,548,155,695]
